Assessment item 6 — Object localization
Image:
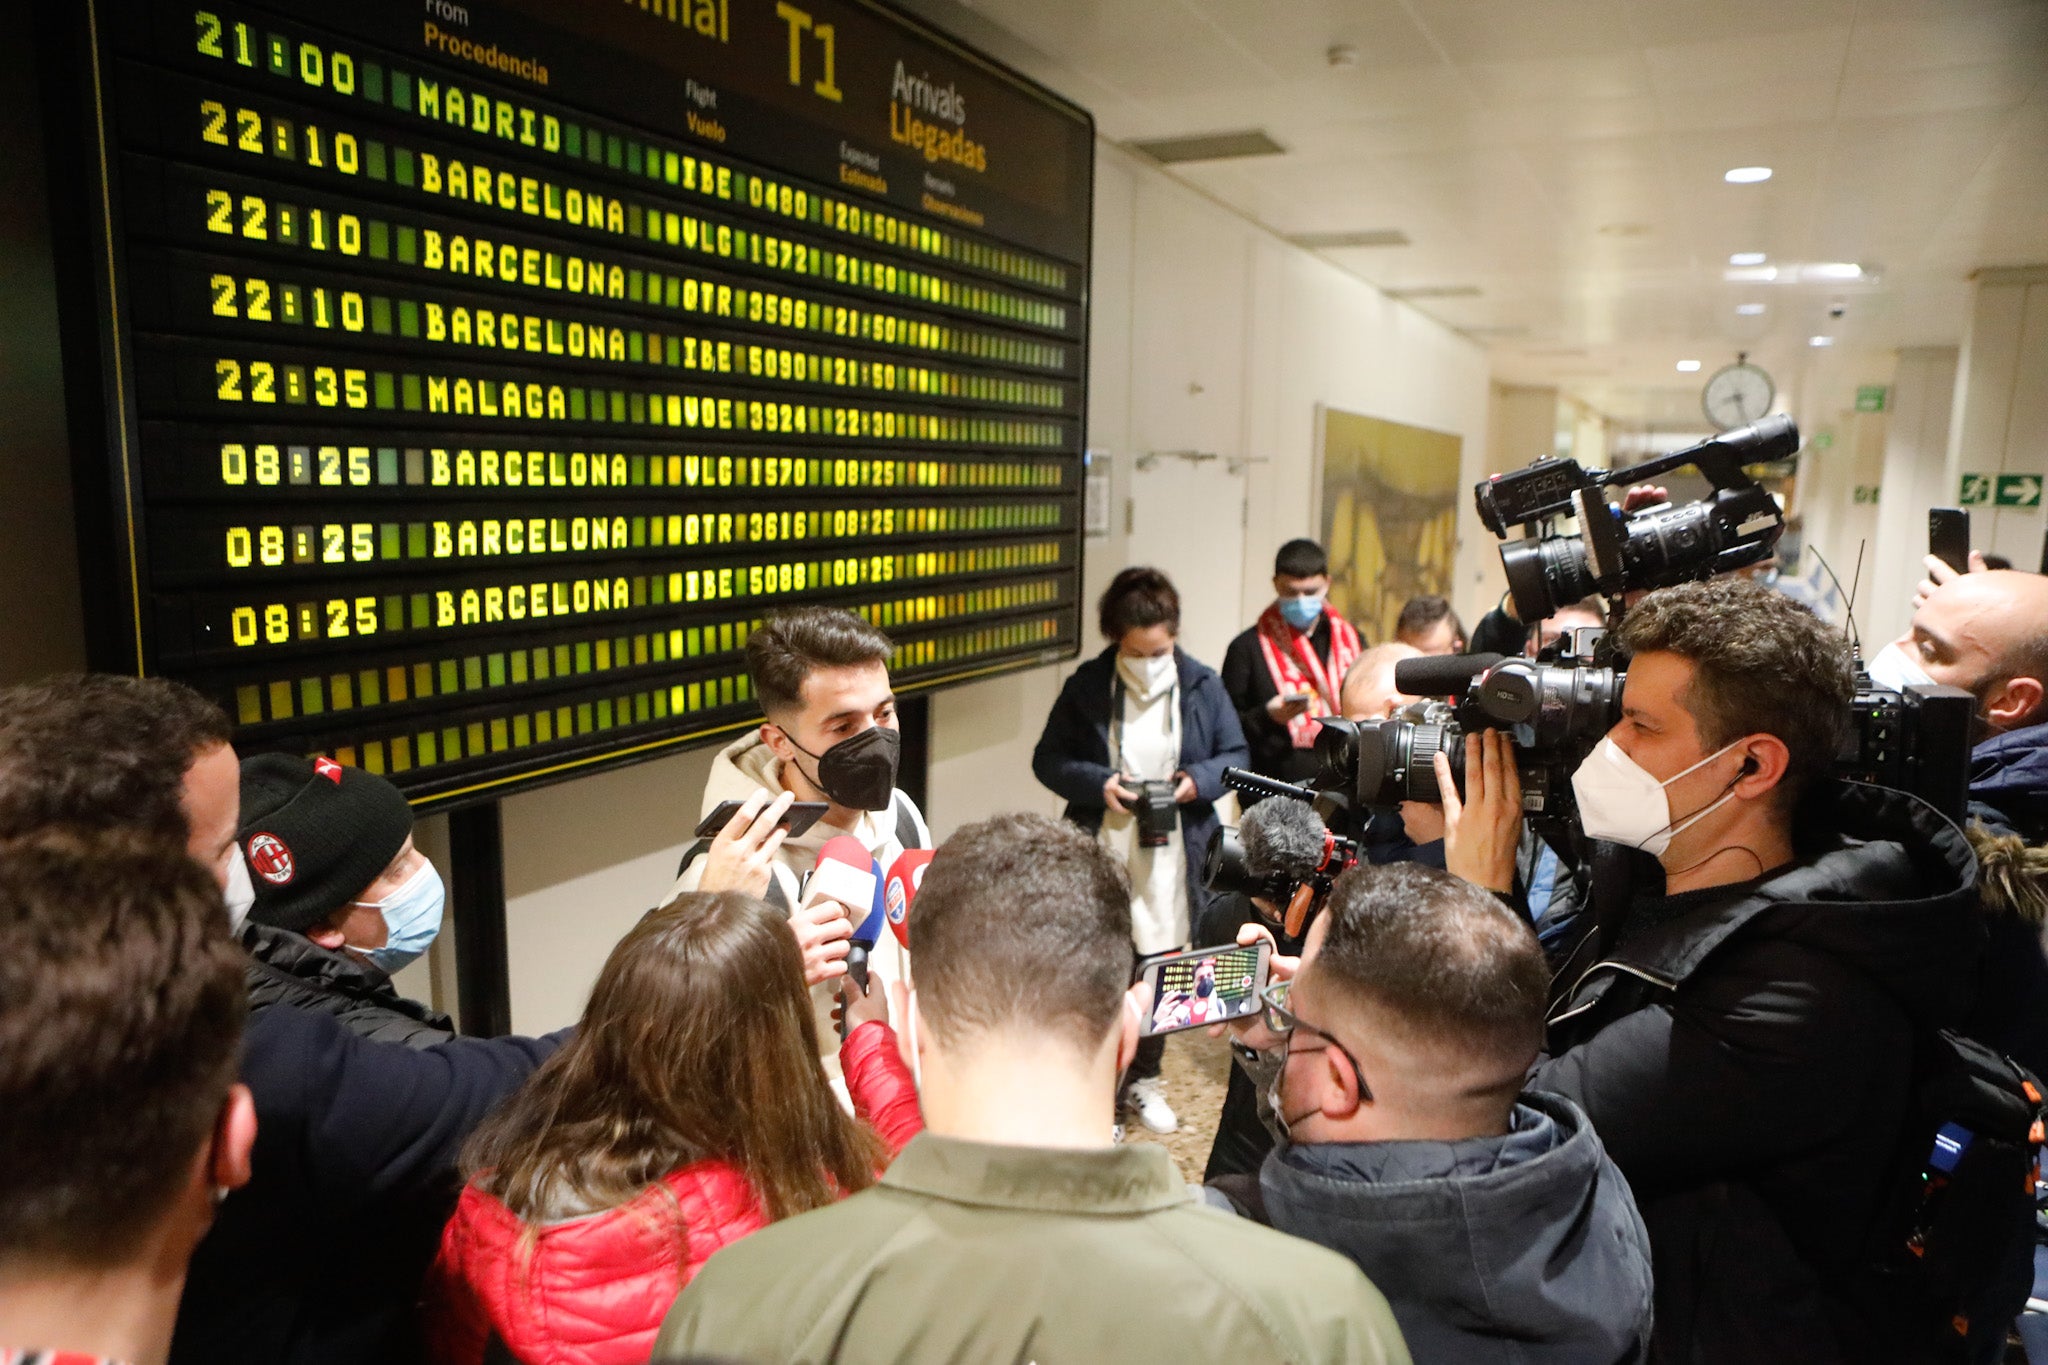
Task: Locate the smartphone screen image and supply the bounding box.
[1139,942,1271,1036]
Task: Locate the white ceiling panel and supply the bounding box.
[902,0,2048,430]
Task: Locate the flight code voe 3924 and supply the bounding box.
[86,0,1091,799]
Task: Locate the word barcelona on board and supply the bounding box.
[49,0,1094,804]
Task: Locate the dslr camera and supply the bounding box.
[1478,415,1795,623]
[1131,778,1179,848]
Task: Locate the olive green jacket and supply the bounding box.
[653,1132,1410,1365]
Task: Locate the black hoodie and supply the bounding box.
[1531,780,1982,1364]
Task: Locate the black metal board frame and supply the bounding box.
[43,0,1094,811]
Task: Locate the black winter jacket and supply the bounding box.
[240,921,454,1048]
[1032,645,1249,915]
[170,1003,568,1365]
[1530,780,1981,1364]
[1209,1092,1653,1364]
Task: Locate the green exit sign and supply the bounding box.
[1855,385,1888,413]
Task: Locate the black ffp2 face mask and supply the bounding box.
[787,724,901,811]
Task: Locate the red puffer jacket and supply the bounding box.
[427,1021,921,1365]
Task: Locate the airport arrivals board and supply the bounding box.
[53,0,1093,806]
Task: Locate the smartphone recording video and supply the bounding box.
[1138,942,1270,1036]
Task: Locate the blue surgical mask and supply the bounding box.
[1279,594,1324,630]
[352,859,445,975]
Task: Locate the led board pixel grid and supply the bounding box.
[53,0,1092,806]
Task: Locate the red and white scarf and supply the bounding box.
[1256,603,1363,749]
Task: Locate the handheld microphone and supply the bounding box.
[883,848,934,949]
[844,860,888,992]
[805,834,876,909]
[1242,798,1330,885]
[1394,652,1504,698]
[1240,797,1358,937]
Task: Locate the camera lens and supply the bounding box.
[1344,714,1461,807]
[1500,536,1595,623]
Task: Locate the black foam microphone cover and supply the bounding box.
[1394,652,1504,697]
[1241,796,1329,882]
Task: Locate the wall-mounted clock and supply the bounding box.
[1702,355,1777,431]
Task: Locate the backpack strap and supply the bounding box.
[892,792,927,851]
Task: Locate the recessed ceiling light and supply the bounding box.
[1724,266,1779,282]
[1736,303,1766,315]
[1804,262,1864,281]
[1725,166,1773,184]
[1676,359,1702,372]
[1809,335,1834,347]
[1729,251,1767,266]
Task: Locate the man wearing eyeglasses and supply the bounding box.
[1206,862,1652,1362]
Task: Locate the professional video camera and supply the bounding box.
[1307,638,1975,830]
[1312,635,1621,840]
[1477,415,1796,623]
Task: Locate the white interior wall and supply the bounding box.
[1866,348,1961,648]
[450,141,1491,1036]
[1948,268,2048,569]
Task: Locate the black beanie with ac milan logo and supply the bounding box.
[236,753,414,936]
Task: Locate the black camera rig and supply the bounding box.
[1478,414,1796,624]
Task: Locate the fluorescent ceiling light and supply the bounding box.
[1287,229,1411,249]
[1724,166,1773,183]
[1127,130,1286,164]
[1729,251,1767,266]
[1676,359,1702,372]
[1809,335,1834,347]
[1736,303,1766,315]
[1723,266,1779,282]
[1804,262,1864,281]
[1382,284,1482,300]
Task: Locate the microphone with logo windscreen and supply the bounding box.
[883,848,934,949]
[1394,652,1503,699]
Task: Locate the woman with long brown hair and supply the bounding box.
[427,891,920,1365]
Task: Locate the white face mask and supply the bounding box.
[1117,651,1175,699]
[1866,641,1936,693]
[223,843,256,933]
[1571,734,1747,857]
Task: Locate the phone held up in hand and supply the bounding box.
[693,798,831,840]
[1929,507,1970,576]
[1135,941,1272,1036]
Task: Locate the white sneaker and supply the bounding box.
[1125,1077,1178,1134]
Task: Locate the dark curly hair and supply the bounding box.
[0,675,231,843]
[1098,567,1180,640]
[1614,578,1853,805]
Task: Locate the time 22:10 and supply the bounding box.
[211,274,365,331]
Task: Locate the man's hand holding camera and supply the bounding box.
[1436,731,1522,894]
